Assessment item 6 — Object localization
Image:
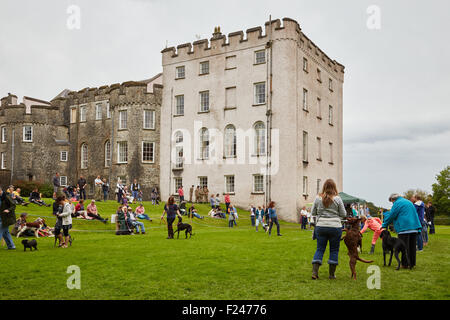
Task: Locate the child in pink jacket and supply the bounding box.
[360,215,382,254]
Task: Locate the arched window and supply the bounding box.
[224,124,236,158]
[175,131,183,144]
[199,128,209,160]
[254,122,266,156]
[105,140,111,168]
[174,131,183,168]
[81,143,88,169]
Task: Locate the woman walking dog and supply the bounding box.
[310,179,347,280]
[162,196,182,239]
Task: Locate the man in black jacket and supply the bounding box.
[0,187,16,250]
[77,176,87,200]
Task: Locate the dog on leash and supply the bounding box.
[380,229,411,270]
[54,234,73,247]
[342,217,374,280]
[16,218,45,238]
[22,239,38,251]
[174,217,193,239]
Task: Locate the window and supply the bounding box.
[225,175,235,193]
[302,131,308,162]
[105,140,111,167]
[328,105,333,125]
[175,146,183,168]
[225,55,236,69]
[80,144,88,169]
[143,110,155,129]
[95,103,102,120]
[225,87,236,108]
[198,176,208,188]
[199,91,210,112]
[253,174,264,193]
[317,97,322,119]
[106,101,111,119]
[302,88,308,111]
[1,152,6,169]
[316,179,322,194]
[317,68,322,82]
[329,142,334,164]
[254,82,266,105]
[329,78,333,91]
[79,105,86,122]
[60,151,68,162]
[176,66,185,79]
[255,50,266,64]
[303,57,308,72]
[117,141,128,163]
[199,61,209,75]
[317,137,322,160]
[174,177,183,194]
[303,176,308,195]
[175,131,183,144]
[142,141,155,163]
[23,126,33,142]
[60,176,68,187]
[224,125,236,158]
[1,127,6,143]
[254,122,266,156]
[199,128,209,159]
[70,108,77,123]
[175,95,184,115]
[119,110,127,129]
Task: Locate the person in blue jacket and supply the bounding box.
[381,193,422,268]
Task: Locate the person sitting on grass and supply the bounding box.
[86,200,108,223]
[188,204,204,219]
[29,188,50,207]
[135,203,152,221]
[73,199,89,219]
[127,207,145,234]
[12,188,29,206]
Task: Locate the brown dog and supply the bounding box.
[16,218,45,238]
[342,217,373,280]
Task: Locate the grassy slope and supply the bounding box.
[1,199,449,300]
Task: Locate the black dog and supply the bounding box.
[174,217,193,239]
[22,239,38,251]
[380,230,411,270]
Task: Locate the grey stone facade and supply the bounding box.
[0,75,162,200]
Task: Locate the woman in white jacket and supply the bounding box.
[58,197,73,248]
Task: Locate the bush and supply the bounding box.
[12,180,54,198]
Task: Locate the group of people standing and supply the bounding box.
[249,203,282,236]
[310,178,432,280]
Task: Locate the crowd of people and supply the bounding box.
[0,175,438,283]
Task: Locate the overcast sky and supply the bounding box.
[1,0,449,208]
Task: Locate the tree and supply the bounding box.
[403,189,432,203]
[432,166,450,216]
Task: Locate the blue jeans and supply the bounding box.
[312,226,342,265]
[0,216,16,249]
[137,214,151,221]
[132,220,145,233]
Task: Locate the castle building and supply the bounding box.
[0,74,163,198]
[159,18,344,222]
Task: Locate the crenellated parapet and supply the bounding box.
[161,17,344,79]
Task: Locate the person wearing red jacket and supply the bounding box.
[360,214,382,254]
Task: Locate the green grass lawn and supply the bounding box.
[1,198,449,300]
